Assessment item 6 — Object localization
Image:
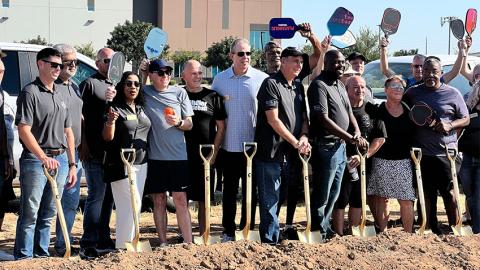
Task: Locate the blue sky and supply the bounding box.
[282,0,480,56]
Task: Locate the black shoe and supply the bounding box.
[96,240,116,255]
[80,247,98,260]
[281,227,299,240]
[55,247,80,257]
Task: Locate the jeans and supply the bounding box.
[459,154,480,233]
[220,149,257,236]
[0,157,4,199]
[310,142,346,237]
[14,151,68,259]
[80,159,114,249]
[54,150,83,251]
[255,159,282,244]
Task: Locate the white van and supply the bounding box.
[1,42,98,174]
[363,54,480,100]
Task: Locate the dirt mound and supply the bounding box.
[2,230,479,270]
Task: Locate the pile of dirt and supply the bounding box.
[2,229,479,270]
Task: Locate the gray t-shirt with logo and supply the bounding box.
[15,78,72,149]
[143,85,194,160]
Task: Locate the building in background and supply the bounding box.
[0,0,131,50]
[134,0,281,52]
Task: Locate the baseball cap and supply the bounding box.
[280,47,307,58]
[346,52,366,62]
[149,59,173,72]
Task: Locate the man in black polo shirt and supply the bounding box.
[79,47,117,259]
[255,47,310,244]
[13,47,77,260]
[307,50,366,239]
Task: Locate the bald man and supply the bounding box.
[79,47,117,259]
[182,60,226,236]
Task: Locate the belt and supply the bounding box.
[310,137,345,145]
[43,148,65,156]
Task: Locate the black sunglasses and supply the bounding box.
[63,59,79,67]
[156,70,172,76]
[413,64,423,69]
[100,58,111,64]
[235,51,252,57]
[125,80,140,87]
[42,59,64,69]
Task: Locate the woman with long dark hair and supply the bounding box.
[102,71,151,249]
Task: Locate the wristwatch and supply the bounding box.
[68,162,77,168]
[174,120,184,128]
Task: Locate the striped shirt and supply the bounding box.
[212,66,268,152]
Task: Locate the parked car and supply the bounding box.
[0,42,97,176]
[363,54,480,101]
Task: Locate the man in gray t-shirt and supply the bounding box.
[141,58,194,244]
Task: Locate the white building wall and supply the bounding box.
[0,0,132,50]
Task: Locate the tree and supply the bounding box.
[341,27,380,63]
[75,42,96,60]
[18,35,48,45]
[393,49,419,56]
[170,50,203,65]
[106,20,154,72]
[250,49,265,71]
[204,36,237,70]
[301,44,313,55]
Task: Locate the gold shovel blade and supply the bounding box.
[125,240,152,252]
[297,230,323,243]
[352,225,376,237]
[235,230,261,242]
[452,225,474,236]
[194,234,221,245]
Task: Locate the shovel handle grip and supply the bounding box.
[199,144,215,163]
[120,148,136,166]
[243,142,257,160]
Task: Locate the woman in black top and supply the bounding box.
[103,71,151,249]
[366,76,416,233]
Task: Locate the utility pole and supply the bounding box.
[440,16,458,55]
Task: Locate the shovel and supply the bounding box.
[410,148,432,235]
[445,146,474,236]
[43,166,71,259]
[352,143,376,237]
[194,144,221,245]
[297,151,323,243]
[120,148,152,252]
[235,142,261,241]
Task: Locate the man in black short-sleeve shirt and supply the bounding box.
[255,47,311,244]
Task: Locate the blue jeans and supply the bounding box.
[80,159,104,248]
[255,159,282,244]
[14,151,68,259]
[310,142,346,237]
[459,154,480,233]
[55,150,83,251]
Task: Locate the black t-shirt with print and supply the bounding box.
[184,87,226,160]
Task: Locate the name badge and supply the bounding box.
[126,114,138,121]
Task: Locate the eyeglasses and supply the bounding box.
[388,82,404,91]
[413,64,423,69]
[235,51,252,57]
[99,58,111,64]
[156,70,172,77]
[125,80,140,87]
[63,59,79,67]
[42,59,64,69]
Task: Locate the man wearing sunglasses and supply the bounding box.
[14,47,77,259]
[211,38,269,242]
[52,44,83,257]
[380,37,467,88]
[79,47,117,259]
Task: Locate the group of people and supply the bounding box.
[0,22,479,260]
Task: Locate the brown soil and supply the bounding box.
[1,196,479,270]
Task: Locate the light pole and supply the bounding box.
[440,16,458,55]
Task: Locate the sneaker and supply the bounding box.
[172,233,184,244]
[80,247,99,260]
[55,247,80,257]
[96,239,116,254]
[221,233,234,243]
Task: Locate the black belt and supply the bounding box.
[310,137,345,146]
[43,148,65,156]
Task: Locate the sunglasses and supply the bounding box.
[156,70,172,76]
[125,80,140,87]
[63,59,79,67]
[388,83,404,91]
[100,58,111,64]
[235,51,252,57]
[413,64,423,69]
[42,59,64,69]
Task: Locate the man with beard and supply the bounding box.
[307,50,367,239]
[404,57,470,234]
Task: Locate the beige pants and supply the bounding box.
[111,163,148,249]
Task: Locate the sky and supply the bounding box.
[281,0,480,56]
